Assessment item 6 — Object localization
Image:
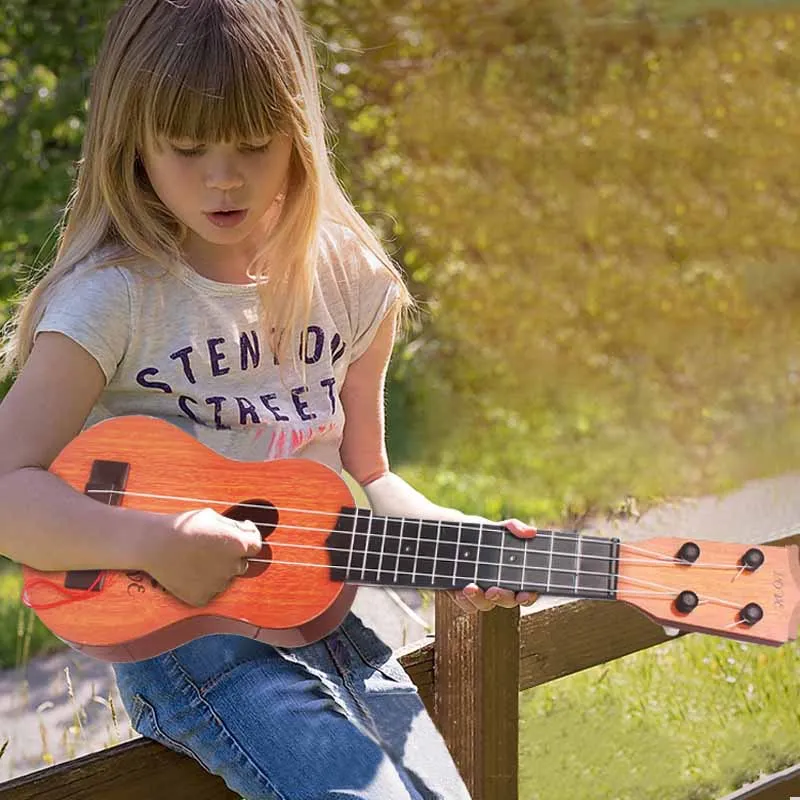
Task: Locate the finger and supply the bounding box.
[450,592,479,614]
[233,519,263,553]
[238,557,250,576]
[502,518,537,538]
[485,587,519,608]
[517,591,538,607]
[463,585,496,612]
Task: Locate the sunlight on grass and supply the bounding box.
[519,635,800,800]
[0,564,65,670]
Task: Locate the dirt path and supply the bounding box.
[1,470,798,783]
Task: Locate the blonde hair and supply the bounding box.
[0,0,412,380]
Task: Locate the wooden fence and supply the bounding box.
[1,530,798,800]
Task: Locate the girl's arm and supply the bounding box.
[0,331,158,571]
[0,332,261,607]
[339,312,536,612]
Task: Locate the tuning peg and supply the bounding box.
[739,548,765,571]
[676,542,700,564]
[674,590,699,614]
[738,603,764,626]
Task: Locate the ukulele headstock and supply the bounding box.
[616,538,800,646]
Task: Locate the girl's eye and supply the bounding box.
[240,142,271,154]
[171,146,205,158]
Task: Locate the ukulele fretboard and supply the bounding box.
[326,507,619,599]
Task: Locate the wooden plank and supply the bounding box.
[433,594,519,800]
[0,739,237,800]
[520,597,676,690]
[396,636,435,715]
[717,762,800,799]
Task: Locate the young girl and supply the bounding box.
[0,1,536,797]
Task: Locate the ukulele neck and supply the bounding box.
[326,507,620,598]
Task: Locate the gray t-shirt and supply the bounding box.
[34,224,400,474]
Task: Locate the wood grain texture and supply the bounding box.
[717,762,800,800]
[617,538,800,646]
[520,531,800,691]
[0,739,236,800]
[434,593,519,800]
[22,415,356,659]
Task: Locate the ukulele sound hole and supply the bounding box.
[223,500,278,579]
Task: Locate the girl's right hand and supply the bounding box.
[142,508,264,607]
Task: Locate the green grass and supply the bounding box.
[518,634,800,799]
[0,561,66,670]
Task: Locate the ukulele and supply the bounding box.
[21,415,800,663]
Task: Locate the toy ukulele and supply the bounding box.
[21,415,800,662]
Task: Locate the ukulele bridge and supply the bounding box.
[63,459,130,592]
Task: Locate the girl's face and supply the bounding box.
[141,132,293,277]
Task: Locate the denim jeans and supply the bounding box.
[113,612,471,800]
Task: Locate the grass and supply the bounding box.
[518,634,800,800]
[0,560,67,670]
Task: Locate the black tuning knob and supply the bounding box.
[676,542,700,564]
[675,590,699,614]
[740,548,765,571]
[739,603,764,626]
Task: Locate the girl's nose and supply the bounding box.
[204,160,245,191]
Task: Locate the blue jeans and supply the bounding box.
[113,613,471,799]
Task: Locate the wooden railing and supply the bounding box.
[1,530,798,800]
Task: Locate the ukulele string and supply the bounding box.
[256,519,745,573]
[237,554,746,611]
[246,535,743,593]
[88,489,753,572]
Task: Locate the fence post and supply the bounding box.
[434,594,520,800]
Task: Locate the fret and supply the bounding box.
[415,521,440,586]
[475,524,502,588]
[354,508,372,581]
[516,530,619,598]
[395,518,419,584]
[473,523,483,584]
[451,521,463,583]
[549,534,578,594]
[577,536,620,598]
[433,522,460,588]
[363,513,391,583]
[411,518,423,584]
[520,528,529,592]
[344,507,359,578]
[358,512,372,583]
[376,514,388,583]
[431,520,442,585]
[327,506,367,582]
[455,523,482,587]
[521,532,558,592]
[382,517,402,584]
[498,529,506,585]
[497,528,524,589]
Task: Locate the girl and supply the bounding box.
[0,1,536,798]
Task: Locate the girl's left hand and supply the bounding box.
[449,518,539,614]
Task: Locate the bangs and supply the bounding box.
[139,4,291,146]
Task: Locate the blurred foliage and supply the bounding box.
[2,1,800,523]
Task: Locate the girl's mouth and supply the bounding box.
[205,209,248,228]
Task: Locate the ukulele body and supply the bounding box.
[21,415,358,662]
